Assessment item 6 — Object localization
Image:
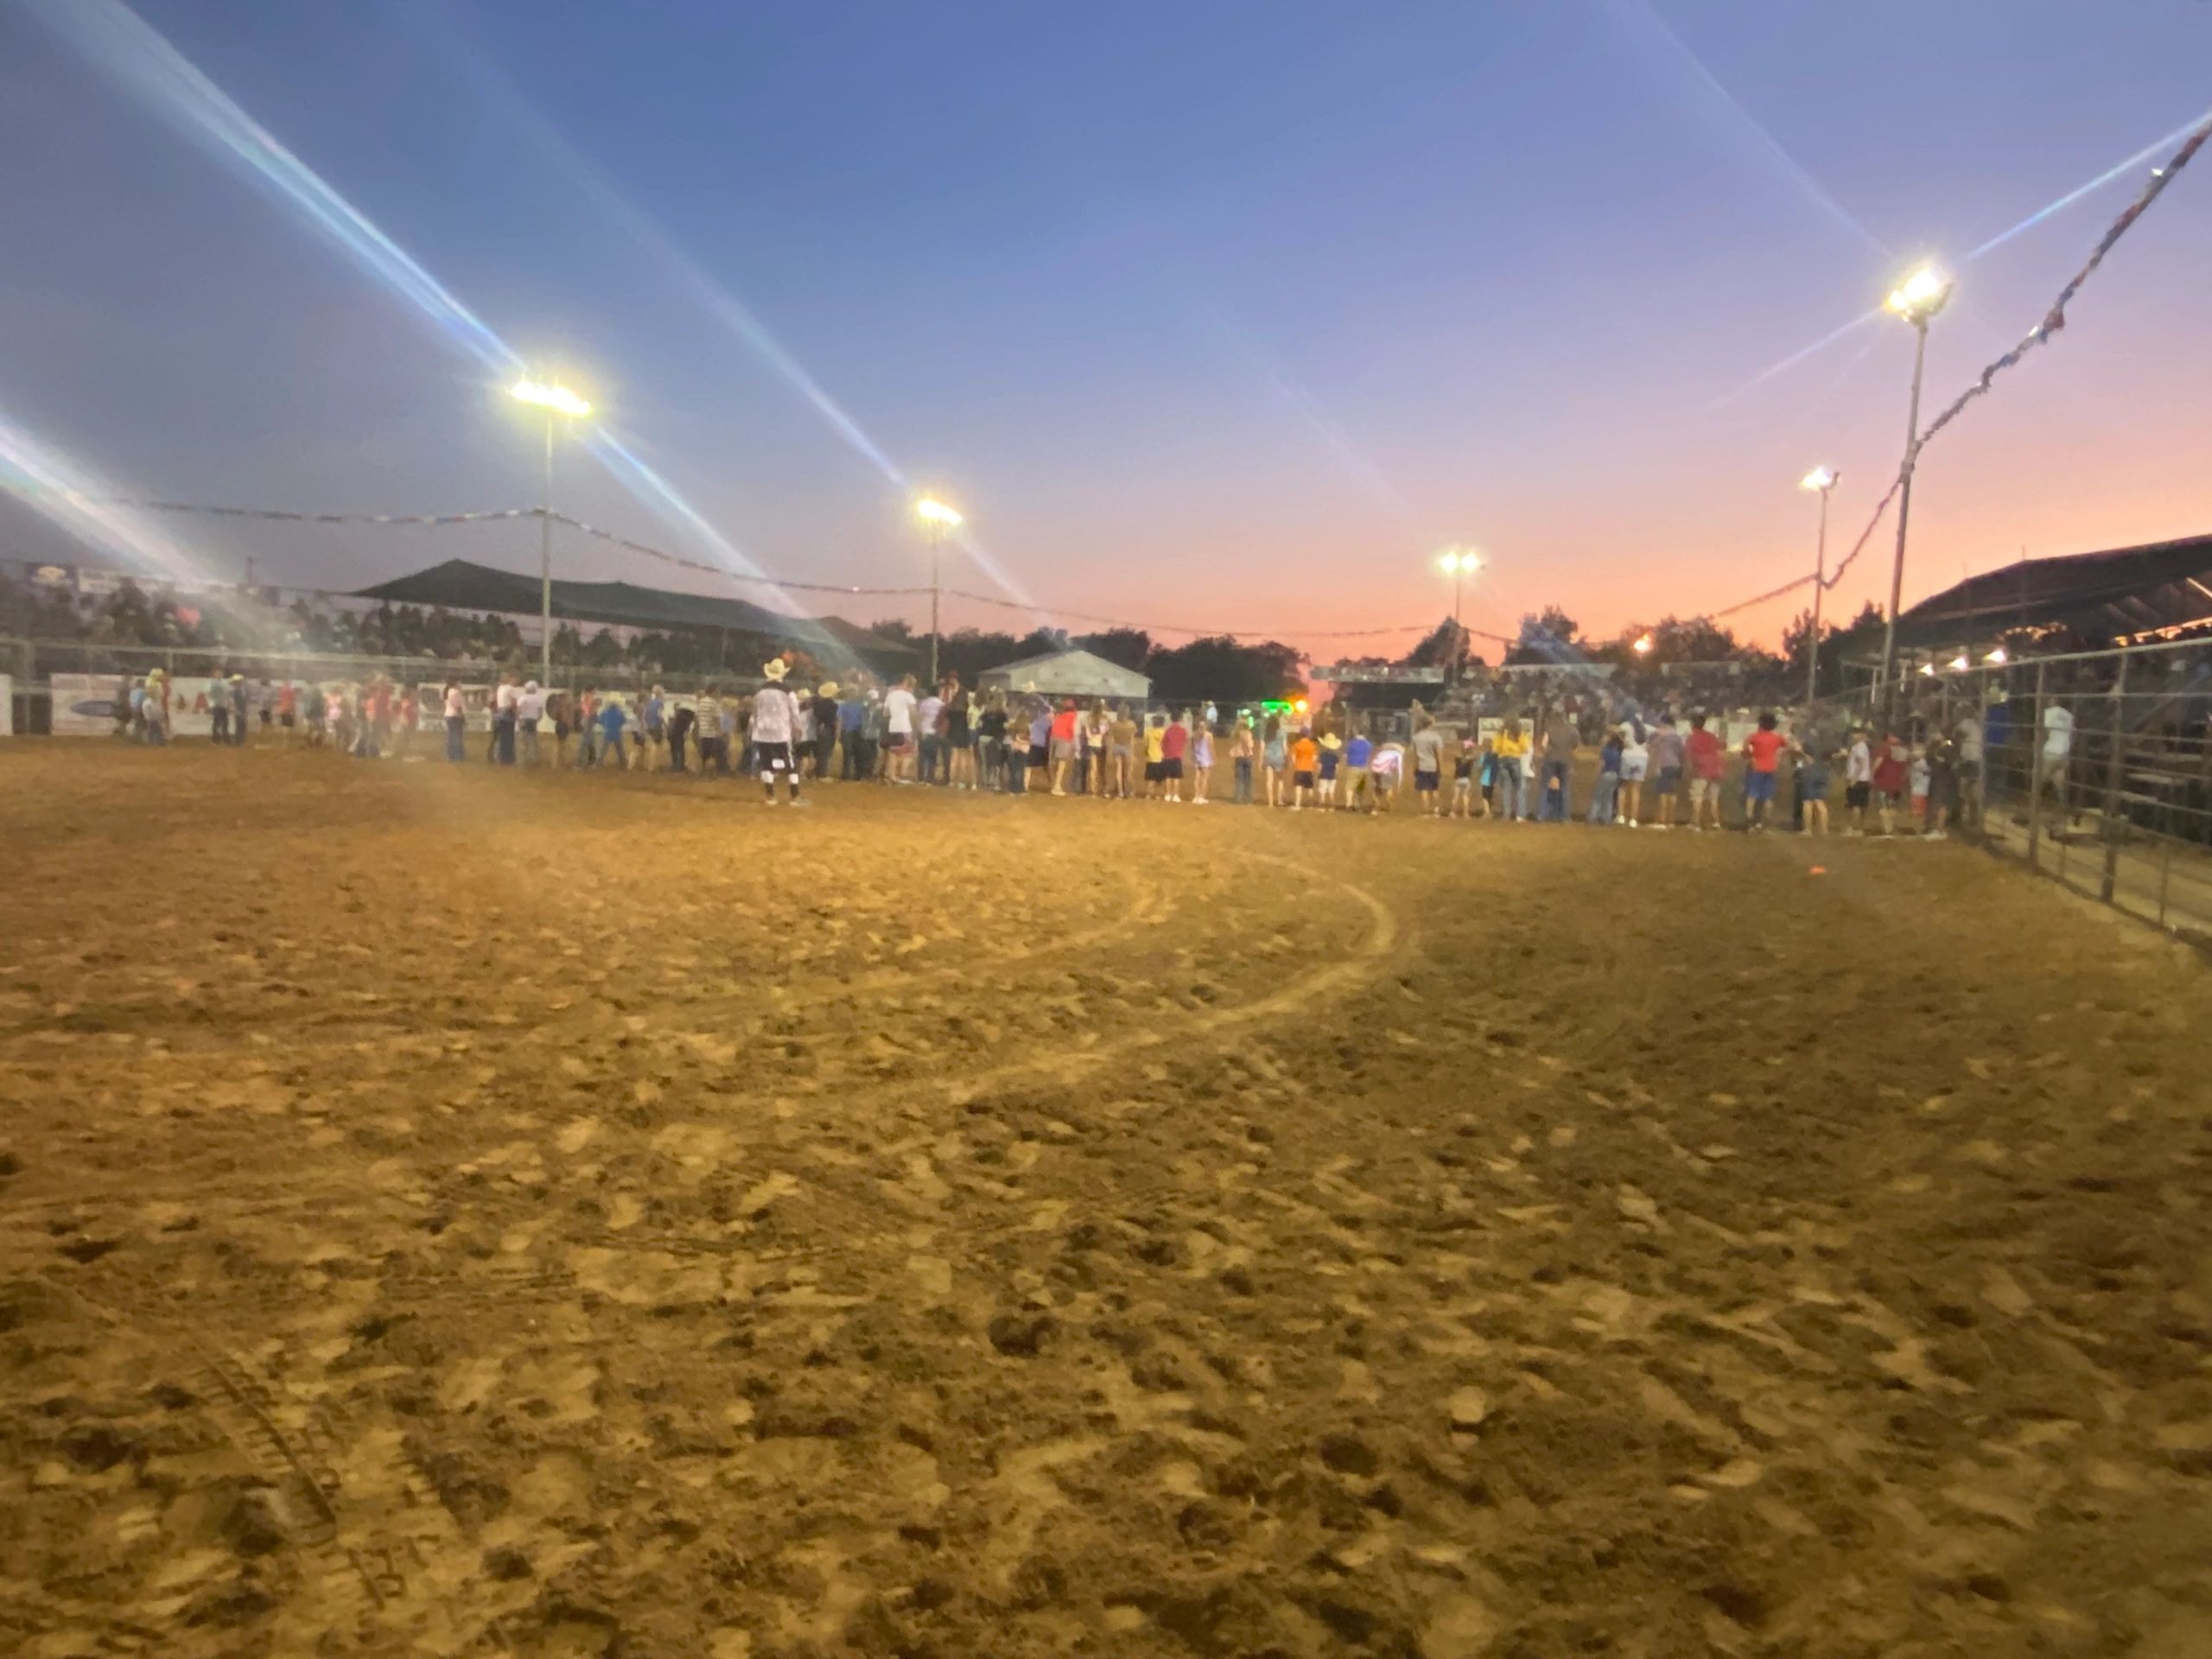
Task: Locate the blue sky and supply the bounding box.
[3,0,2209,651]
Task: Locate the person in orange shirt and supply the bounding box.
[1289,729,1320,811]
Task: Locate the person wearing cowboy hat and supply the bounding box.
[753,658,807,806]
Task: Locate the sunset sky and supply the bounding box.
[3,0,2209,657]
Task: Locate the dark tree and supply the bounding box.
[1145,636,1305,704]
[1073,627,1153,671]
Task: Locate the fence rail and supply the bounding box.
[1853,639,2212,947]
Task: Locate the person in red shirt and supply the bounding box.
[1049,699,1081,796]
[1871,728,1911,837]
[1684,713,1726,833]
[1159,710,1191,804]
[1740,712,1789,832]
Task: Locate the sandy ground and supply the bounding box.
[3,744,2211,1659]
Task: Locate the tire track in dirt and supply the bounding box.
[42,1278,511,1655]
[0,860,1172,1058]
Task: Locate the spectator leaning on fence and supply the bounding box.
[1954,703,1985,827]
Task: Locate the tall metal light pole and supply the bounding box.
[1435,548,1482,683]
[1799,467,1838,707]
[1876,266,1951,721]
[510,376,594,689]
[915,496,963,685]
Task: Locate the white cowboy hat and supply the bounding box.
[762,659,789,681]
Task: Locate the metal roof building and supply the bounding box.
[352,558,917,671]
[1889,533,2212,650]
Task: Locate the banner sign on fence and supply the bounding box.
[1309,664,1446,684]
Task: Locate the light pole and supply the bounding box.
[1434,548,1482,681]
[509,376,594,690]
[1799,466,1838,707]
[1877,265,1951,721]
[915,495,963,686]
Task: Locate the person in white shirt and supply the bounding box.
[492,673,520,766]
[752,659,806,805]
[914,688,945,785]
[2041,702,2075,814]
[442,680,467,763]
[1954,705,1986,827]
[515,681,546,767]
[884,675,918,784]
[1844,728,1874,836]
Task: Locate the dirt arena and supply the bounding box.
[4,744,2209,1659]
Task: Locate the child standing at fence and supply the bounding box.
[1843,728,1872,834]
[1872,729,1910,836]
[1262,717,1288,807]
[327,684,351,753]
[1589,729,1622,824]
[1910,746,1932,831]
[1230,719,1255,804]
[1318,734,1342,805]
[1289,729,1319,810]
[1190,718,1214,804]
[1453,734,1481,818]
[1617,720,1649,828]
[1924,734,1958,840]
[1489,719,1526,820]
[1796,736,1832,835]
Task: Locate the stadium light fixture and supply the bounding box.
[509,375,594,687]
[1878,264,1953,724]
[914,496,964,683]
[1799,467,1839,706]
[1949,653,1970,671]
[1434,548,1483,684]
[511,378,593,419]
[1884,265,1954,323]
[1984,646,2008,664]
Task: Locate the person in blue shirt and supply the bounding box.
[640,687,666,769]
[1589,731,1623,824]
[838,691,867,779]
[597,696,629,771]
[1342,732,1376,812]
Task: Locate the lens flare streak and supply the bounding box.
[0,404,219,587]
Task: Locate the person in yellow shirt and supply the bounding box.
[1490,717,1529,820]
[1142,713,1168,801]
[1289,730,1320,811]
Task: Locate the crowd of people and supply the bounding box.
[95,656,2031,838]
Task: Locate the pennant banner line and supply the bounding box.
[1694,113,2210,630]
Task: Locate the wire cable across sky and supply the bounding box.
[1698,111,2212,631]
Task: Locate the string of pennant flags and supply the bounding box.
[1696,111,2211,629]
[545,512,930,599]
[556,512,1449,640]
[941,583,1465,645]
[0,491,537,528]
[2,484,1449,645]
